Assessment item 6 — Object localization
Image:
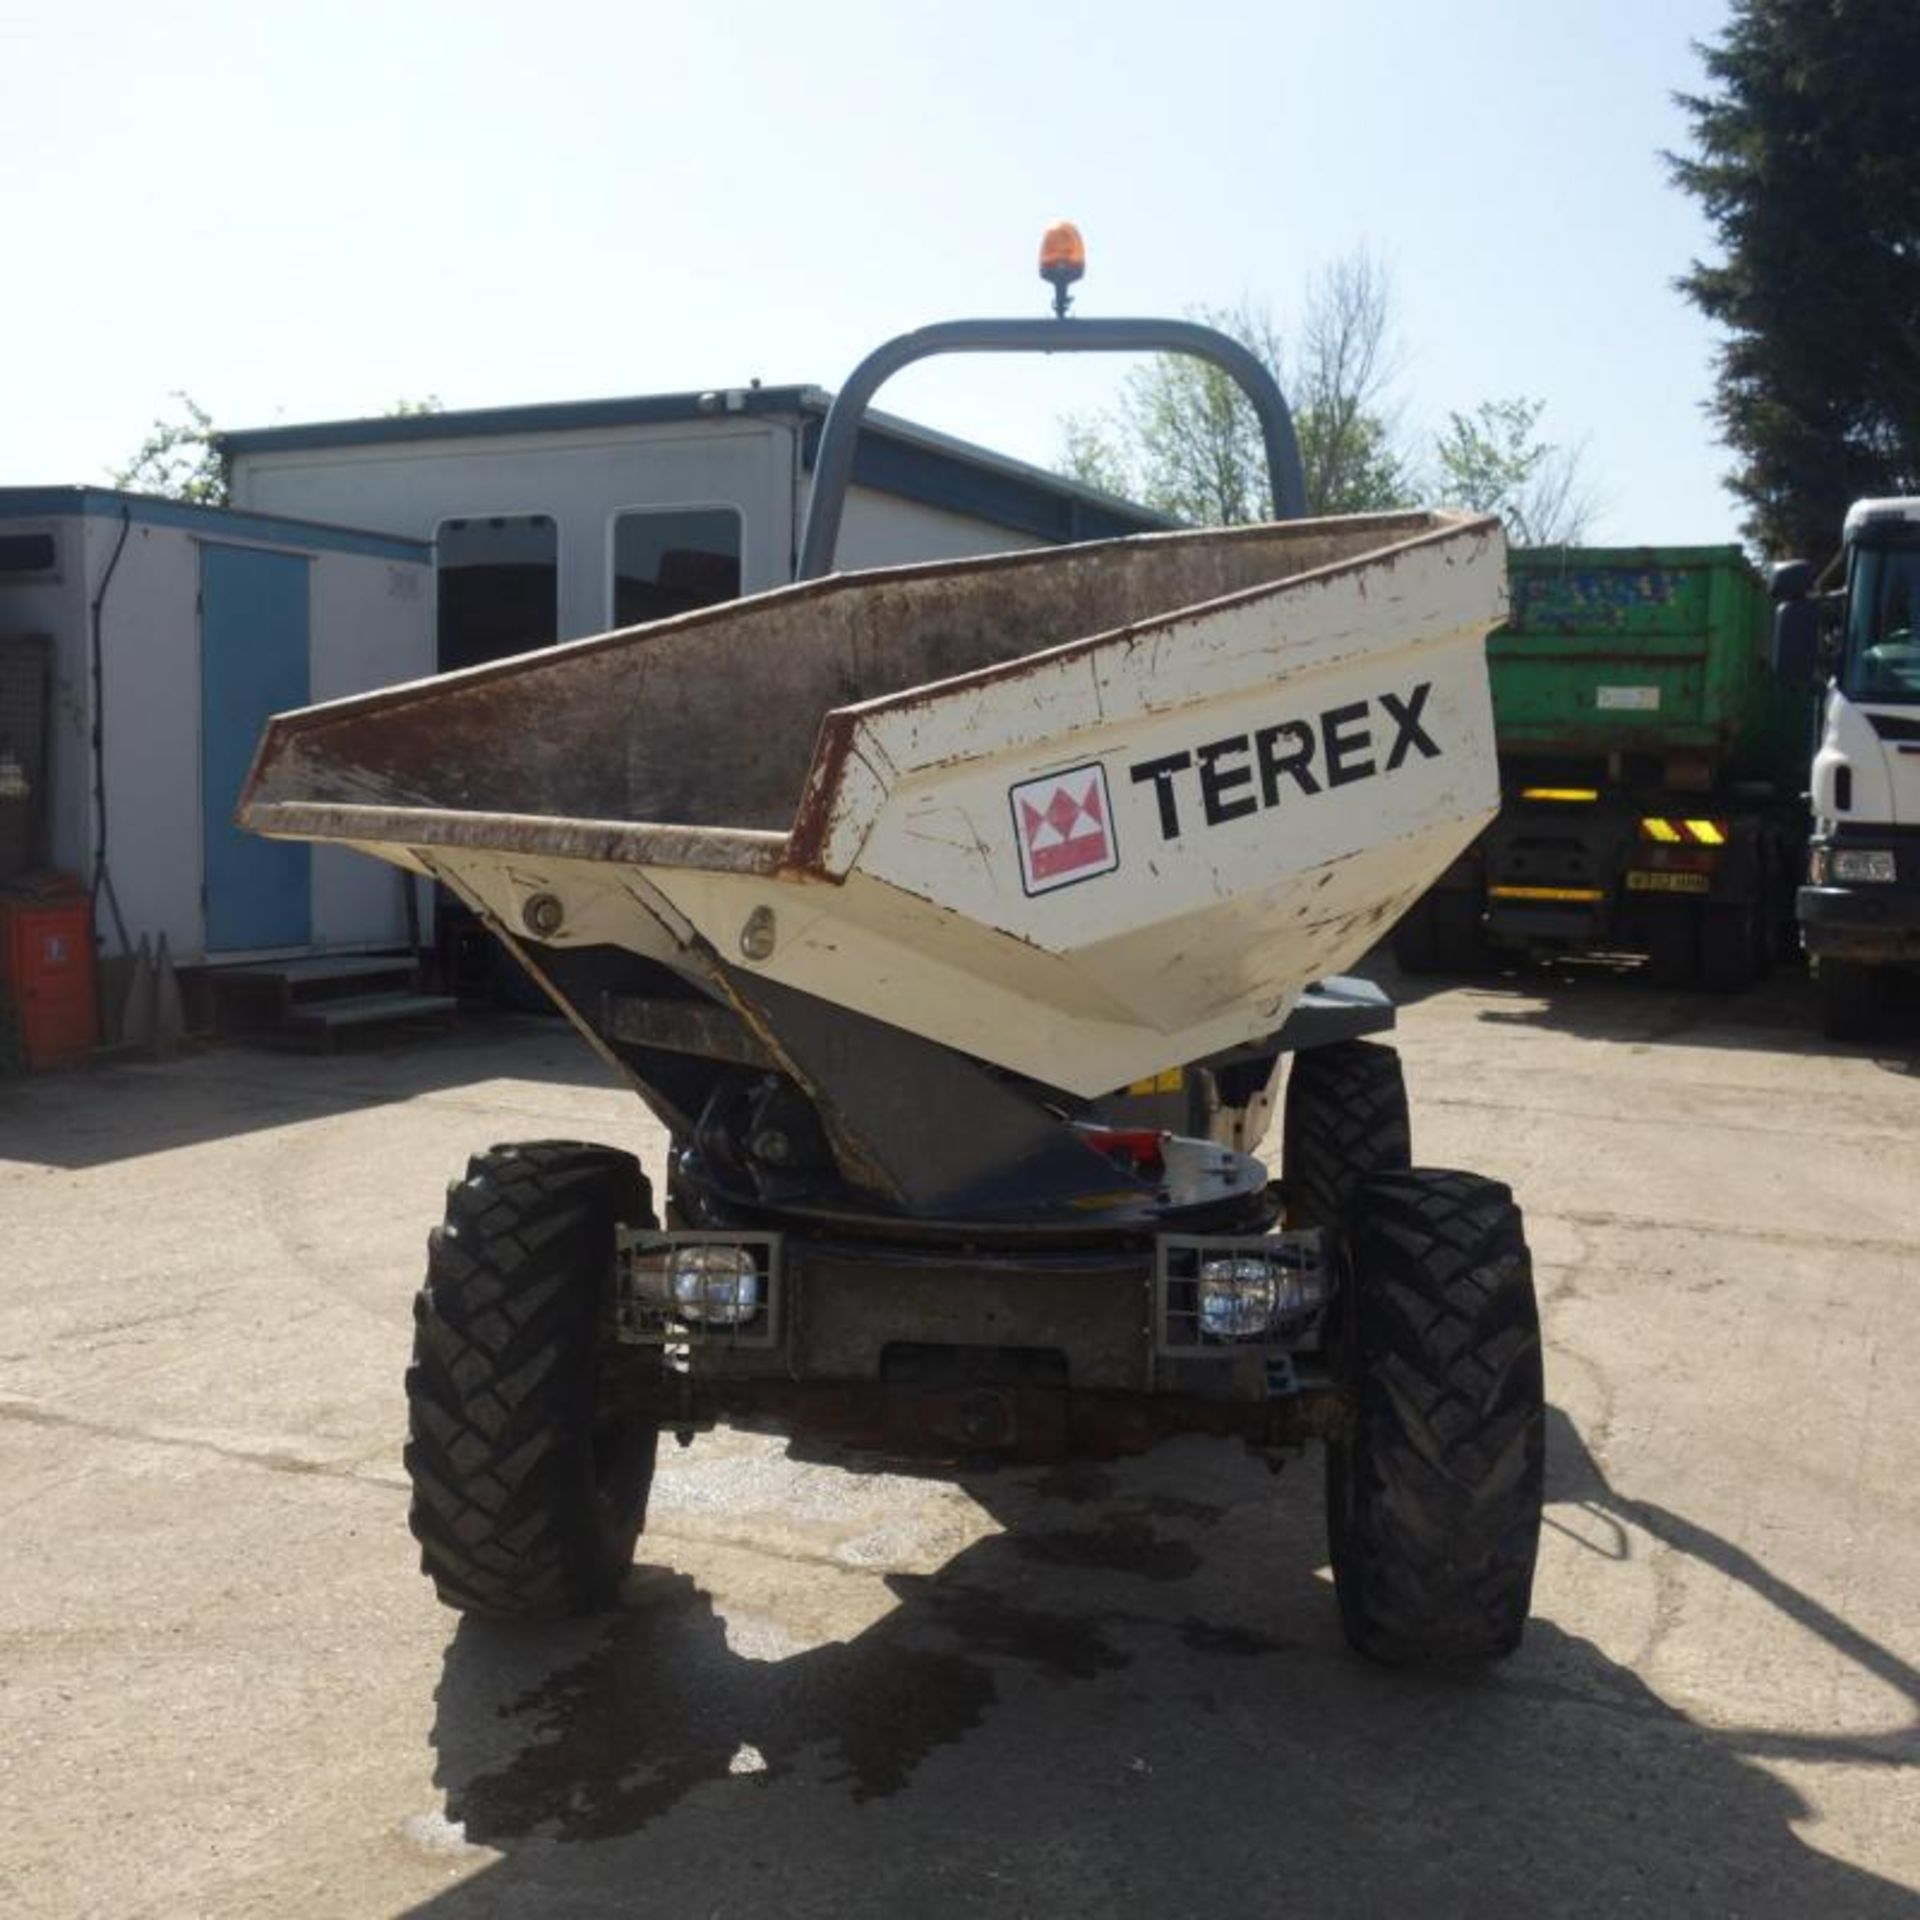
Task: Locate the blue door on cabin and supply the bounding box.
[200,544,311,951]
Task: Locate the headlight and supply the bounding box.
[631,1244,761,1325]
[1199,1258,1279,1339]
[1198,1254,1328,1340]
[1831,848,1897,884]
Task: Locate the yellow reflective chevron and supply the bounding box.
[1488,885,1606,903]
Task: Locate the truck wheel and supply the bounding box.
[1392,890,1485,976]
[1390,893,1443,974]
[1282,1040,1412,1233]
[1820,959,1882,1043]
[1699,898,1767,994]
[1644,903,1698,987]
[1326,1169,1544,1664]
[405,1141,658,1621]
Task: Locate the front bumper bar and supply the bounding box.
[1799,883,1920,961]
[612,1224,1340,1461]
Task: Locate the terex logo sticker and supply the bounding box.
[1010,764,1120,895]
[1128,680,1443,841]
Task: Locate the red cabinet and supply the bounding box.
[0,881,97,1070]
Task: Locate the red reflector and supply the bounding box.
[1645,845,1717,874]
[1082,1128,1167,1175]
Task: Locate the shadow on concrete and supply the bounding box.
[414,1412,1916,1918]
[0,1013,623,1171]
[1370,946,1920,1068]
[1542,1407,1918,1771]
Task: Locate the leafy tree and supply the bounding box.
[114,392,226,504]
[1292,252,1416,512]
[114,393,445,505]
[1058,256,1589,541]
[1433,397,1596,547]
[1059,256,1416,521]
[1669,0,1920,557]
[1057,414,1136,502]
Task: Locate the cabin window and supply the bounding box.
[610,507,742,628]
[0,530,59,580]
[436,513,558,672]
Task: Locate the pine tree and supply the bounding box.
[1669,0,1920,558]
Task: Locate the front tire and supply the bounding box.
[1326,1168,1545,1665]
[1820,958,1882,1043]
[1281,1039,1412,1233]
[405,1141,658,1620]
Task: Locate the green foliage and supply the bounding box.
[1669,0,1920,557]
[1433,397,1595,547]
[113,392,227,505]
[1302,407,1412,516]
[1292,253,1417,514]
[1058,257,1588,542]
[1056,414,1136,502]
[114,393,445,505]
[1060,279,1415,524]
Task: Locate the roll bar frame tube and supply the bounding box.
[797,317,1307,580]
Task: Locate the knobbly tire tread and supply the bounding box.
[1392,890,1487,975]
[1644,903,1700,988]
[404,1140,658,1621]
[1327,1168,1544,1665]
[1390,894,1444,974]
[1282,1039,1413,1234]
[1820,958,1880,1043]
[1699,898,1767,994]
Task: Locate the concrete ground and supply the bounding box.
[1,961,1915,1918]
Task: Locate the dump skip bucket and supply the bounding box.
[242,510,1504,1100]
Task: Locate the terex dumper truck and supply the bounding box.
[237,276,1546,1666]
[1776,497,1920,1040]
[1394,546,1811,988]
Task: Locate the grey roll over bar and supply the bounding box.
[797,316,1308,580]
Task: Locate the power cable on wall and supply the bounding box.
[89,505,132,955]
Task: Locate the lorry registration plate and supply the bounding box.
[1625,870,1709,894]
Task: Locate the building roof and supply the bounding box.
[0,486,431,564]
[217,390,1173,548]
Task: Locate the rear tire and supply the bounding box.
[1282,1040,1412,1233]
[1820,958,1882,1043]
[1644,902,1698,987]
[1699,897,1766,994]
[1392,890,1485,975]
[1326,1168,1545,1665]
[405,1141,658,1620]
[1390,893,1443,974]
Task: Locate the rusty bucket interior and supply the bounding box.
[242,514,1447,848]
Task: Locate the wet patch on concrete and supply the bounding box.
[1139,1491,1228,1524]
[1030,1463,1115,1505]
[1178,1618,1297,1659]
[432,1566,1134,1842]
[902,1576,1136,1682]
[1011,1520,1202,1581]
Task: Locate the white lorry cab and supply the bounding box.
[1777,497,1920,1038]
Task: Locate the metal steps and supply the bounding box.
[208,953,455,1049]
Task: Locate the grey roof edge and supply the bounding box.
[214,387,823,456]
[0,486,432,563]
[854,405,1178,529]
[215,387,1175,532]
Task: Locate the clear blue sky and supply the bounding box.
[3,0,1741,543]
